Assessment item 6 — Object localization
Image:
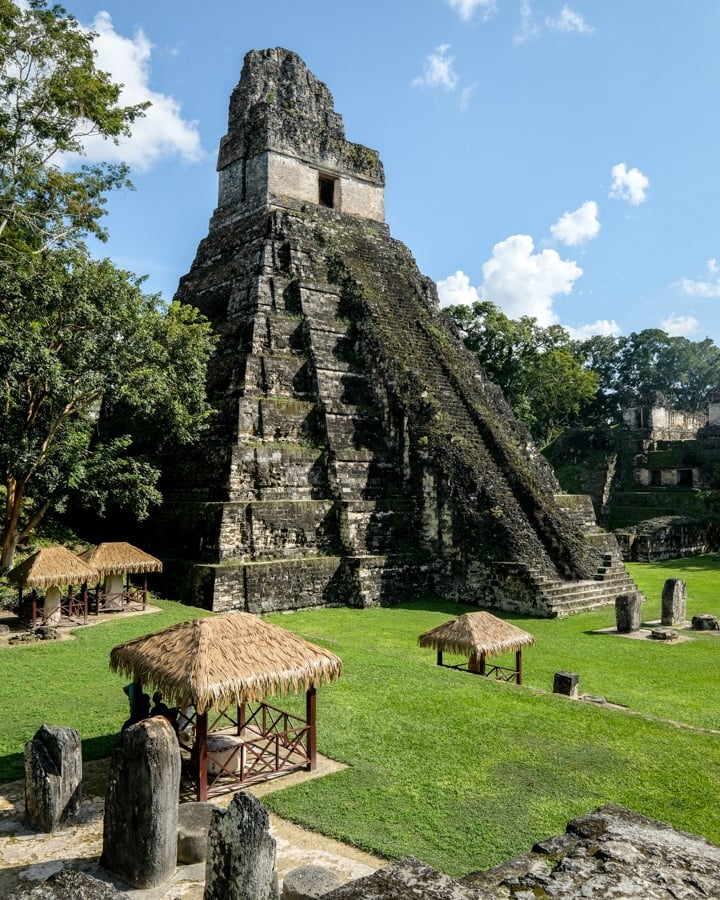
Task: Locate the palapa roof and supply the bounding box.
[418,611,536,658]
[109,611,343,714]
[7,546,97,590]
[78,541,163,576]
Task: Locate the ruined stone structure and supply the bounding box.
[622,391,720,490]
[154,48,643,617]
[549,389,720,560]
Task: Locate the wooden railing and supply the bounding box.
[90,585,147,614]
[441,660,520,684]
[182,701,312,798]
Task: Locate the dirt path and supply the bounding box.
[0,757,384,898]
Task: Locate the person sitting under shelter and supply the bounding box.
[150,691,178,730]
[121,691,150,731]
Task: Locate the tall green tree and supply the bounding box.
[446,300,598,445]
[0,0,147,257]
[575,330,720,418]
[0,252,215,569]
[0,1,215,569]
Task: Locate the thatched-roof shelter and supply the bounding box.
[78,541,163,576]
[418,611,536,684]
[109,612,342,713]
[7,546,97,628]
[78,542,162,612]
[109,612,343,799]
[8,546,97,590]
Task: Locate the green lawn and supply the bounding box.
[1,557,719,877]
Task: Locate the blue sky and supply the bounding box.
[57,0,720,345]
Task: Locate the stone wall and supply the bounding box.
[148,48,644,617]
[615,516,714,562]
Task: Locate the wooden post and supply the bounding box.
[306,687,317,771]
[516,650,522,685]
[142,574,147,609]
[479,653,486,676]
[436,649,442,666]
[237,702,245,735]
[195,711,208,801]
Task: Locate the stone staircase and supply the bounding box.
[531,552,645,618]
[519,492,647,616]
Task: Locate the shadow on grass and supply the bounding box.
[0,733,118,786]
[631,553,720,573]
[0,751,23,784]
[391,594,476,615]
[392,596,565,629]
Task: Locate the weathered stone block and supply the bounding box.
[178,801,220,865]
[322,856,479,900]
[553,671,580,698]
[24,724,82,833]
[282,865,342,899]
[204,791,279,900]
[7,868,128,898]
[101,716,180,889]
[691,614,718,631]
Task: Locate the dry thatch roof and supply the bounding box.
[78,542,163,576]
[7,546,98,590]
[418,611,536,658]
[109,612,343,713]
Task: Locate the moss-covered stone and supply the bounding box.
[147,48,641,616]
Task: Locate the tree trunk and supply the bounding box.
[2,477,23,571]
[1,528,18,571]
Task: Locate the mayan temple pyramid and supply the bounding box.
[153,47,644,616]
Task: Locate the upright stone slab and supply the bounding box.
[24,724,81,832]
[661,578,687,626]
[101,716,180,889]
[204,791,279,900]
[615,594,642,634]
[615,593,642,633]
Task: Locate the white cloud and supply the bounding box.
[609,163,649,206]
[677,277,720,298]
[546,6,594,34]
[448,0,496,22]
[412,44,458,91]
[550,201,600,246]
[676,259,720,297]
[459,84,476,112]
[68,12,203,171]
[662,313,699,337]
[514,0,539,45]
[566,319,622,340]
[481,234,582,325]
[437,270,481,308]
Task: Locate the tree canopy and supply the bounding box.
[446,300,599,445]
[446,300,720,444]
[0,252,215,568]
[0,1,215,569]
[0,0,147,257]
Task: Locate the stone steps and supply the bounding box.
[529,552,646,617]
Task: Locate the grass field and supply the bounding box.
[1,555,718,876]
